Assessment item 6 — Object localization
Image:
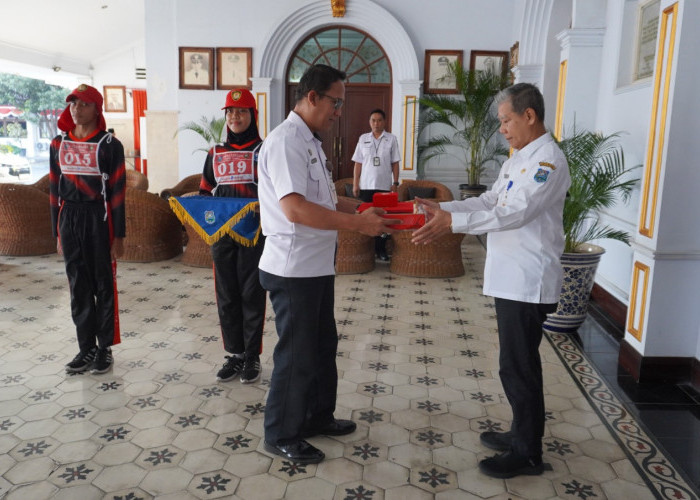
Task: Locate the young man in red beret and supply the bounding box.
[50,84,126,375]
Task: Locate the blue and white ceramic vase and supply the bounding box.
[543,243,605,334]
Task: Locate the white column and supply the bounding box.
[556,28,605,133]
[624,0,700,373]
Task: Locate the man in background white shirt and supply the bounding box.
[351,109,400,261]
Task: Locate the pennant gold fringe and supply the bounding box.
[168,198,261,247]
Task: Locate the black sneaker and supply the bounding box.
[217,355,244,382]
[478,450,544,479]
[240,356,261,384]
[480,431,512,451]
[66,347,97,373]
[91,347,113,374]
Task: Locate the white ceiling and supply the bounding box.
[0,0,145,87]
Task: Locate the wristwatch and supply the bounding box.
[393,181,399,186]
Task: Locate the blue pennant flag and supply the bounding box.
[169,196,260,246]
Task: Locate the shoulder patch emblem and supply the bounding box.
[539,161,556,170]
[534,168,549,183]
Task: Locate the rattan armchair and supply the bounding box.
[0,183,55,256]
[179,192,214,268]
[160,174,201,200]
[390,179,464,278]
[120,188,182,262]
[125,169,149,191]
[397,179,453,202]
[334,177,359,200]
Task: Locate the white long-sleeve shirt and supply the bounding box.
[441,133,570,303]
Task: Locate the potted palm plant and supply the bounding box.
[417,61,509,198]
[544,129,640,333]
[176,115,226,153]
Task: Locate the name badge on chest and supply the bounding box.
[213,149,254,185]
[59,140,101,176]
[373,157,380,167]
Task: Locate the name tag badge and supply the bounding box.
[213,149,255,185]
[373,157,380,166]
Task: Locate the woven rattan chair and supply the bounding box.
[125,169,149,191]
[0,183,55,256]
[120,188,182,262]
[334,177,359,199]
[179,192,214,268]
[160,174,201,200]
[389,179,463,277]
[30,173,51,194]
[336,229,375,274]
[397,179,454,203]
[390,230,465,278]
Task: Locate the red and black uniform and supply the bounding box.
[49,129,126,352]
[200,121,265,359]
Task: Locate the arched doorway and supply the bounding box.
[285,27,392,180]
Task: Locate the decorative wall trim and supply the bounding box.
[619,339,695,385]
[402,95,417,172]
[256,92,268,138]
[554,59,567,140]
[555,28,606,50]
[591,283,627,331]
[626,261,650,341]
[639,3,678,238]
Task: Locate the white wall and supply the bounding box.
[143,0,516,190]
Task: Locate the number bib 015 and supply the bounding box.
[58,140,101,175]
[213,149,255,185]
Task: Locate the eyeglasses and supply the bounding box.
[318,93,344,110]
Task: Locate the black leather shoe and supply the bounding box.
[263,440,325,464]
[478,450,544,479]
[302,419,357,438]
[480,431,512,451]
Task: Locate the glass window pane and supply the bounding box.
[315,29,339,52]
[297,41,321,64]
[368,59,390,83]
[340,49,355,73]
[346,56,366,77]
[340,29,364,52]
[288,57,309,83]
[324,48,341,69]
[348,70,369,83]
[358,38,382,62]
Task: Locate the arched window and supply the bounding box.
[287,27,390,84]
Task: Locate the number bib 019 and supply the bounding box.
[213,149,255,185]
[58,140,101,175]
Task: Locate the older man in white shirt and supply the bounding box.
[412,82,570,479]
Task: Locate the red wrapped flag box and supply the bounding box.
[356,192,425,230]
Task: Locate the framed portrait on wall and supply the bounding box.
[103,86,126,113]
[469,50,509,80]
[424,50,463,94]
[216,47,252,90]
[179,47,215,90]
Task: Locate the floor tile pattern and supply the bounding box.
[0,238,693,499]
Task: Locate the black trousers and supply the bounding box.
[359,189,389,255]
[259,270,338,445]
[494,297,557,458]
[211,234,265,358]
[59,201,117,352]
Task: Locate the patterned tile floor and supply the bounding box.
[0,238,697,499]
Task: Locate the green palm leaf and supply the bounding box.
[415,62,508,185]
[175,115,226,154]
[558,129,640,252]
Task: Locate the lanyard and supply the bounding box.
[372,135,384,158]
